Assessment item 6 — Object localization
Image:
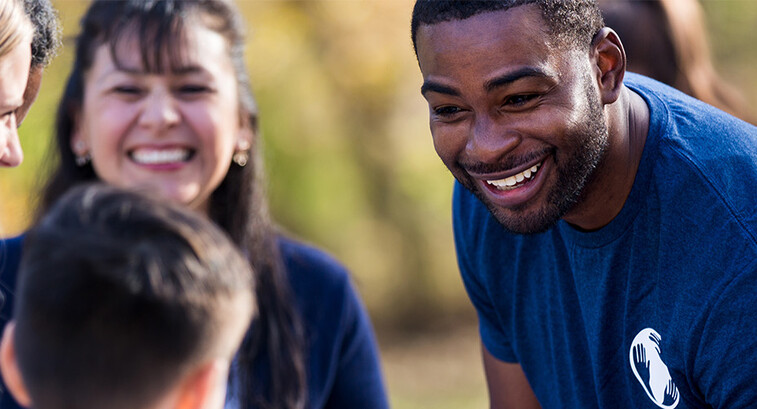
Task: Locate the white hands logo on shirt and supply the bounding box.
[630,328,679,408]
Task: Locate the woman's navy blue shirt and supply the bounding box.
[0,235,389,409]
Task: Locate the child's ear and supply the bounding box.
[0,323,33,408]
[174,359,230,409]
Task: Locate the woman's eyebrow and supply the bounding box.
[170,65,207,75]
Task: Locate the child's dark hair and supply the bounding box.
[13,184,255,409]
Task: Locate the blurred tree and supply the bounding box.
[242,0,471,330]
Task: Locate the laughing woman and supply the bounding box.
[0,1,389,408]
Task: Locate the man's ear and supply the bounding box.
[591,27,626,105]
[174,359,230,409]
[0,323,33,408]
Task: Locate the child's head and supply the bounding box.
[0,183,255,409]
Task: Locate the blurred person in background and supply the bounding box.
[0,0,32,167]
[0,0,59,167]
[15,0,60,125]
[599,0,754,124]
[0,1,389,409]
[412,0,757,407]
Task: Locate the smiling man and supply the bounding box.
[412,1,757,408]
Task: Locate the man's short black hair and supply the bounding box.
[23,0,60,67]
[411,0,604,55]
[13,184,255,409]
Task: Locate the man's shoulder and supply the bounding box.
[626,74,757,239]
[624,73,756,142]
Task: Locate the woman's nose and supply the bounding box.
[138,89,180,130]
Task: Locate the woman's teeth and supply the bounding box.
[486,163,541,191]
[131,148,191,165]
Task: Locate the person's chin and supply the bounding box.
[494,207,560,235]
[464,179,560,234]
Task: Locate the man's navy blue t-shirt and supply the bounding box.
[0,235,389,409]
[454,73,757,408]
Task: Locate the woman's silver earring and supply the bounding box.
[233,151,248,167]
[75,153,91,167]
[73,141,90,167]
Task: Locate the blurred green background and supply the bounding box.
[1,1,755,408]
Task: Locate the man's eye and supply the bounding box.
[433,105,463,117]
[505,94,538,107]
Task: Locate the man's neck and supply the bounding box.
[562,85,650,231]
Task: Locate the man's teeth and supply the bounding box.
[487,163,541,190]
[131,148,191,165]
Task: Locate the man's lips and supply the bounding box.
[464,152,547,185]
[485,162,542,190]
[467,154,552,209]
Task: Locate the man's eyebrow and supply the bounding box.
[484,67,551,92]
[421,81,460,97]
[420,67,552,97]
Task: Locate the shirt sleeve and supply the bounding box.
[279,238,390,409]
[323,278,390,409]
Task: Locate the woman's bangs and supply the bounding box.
[108,11,190,74]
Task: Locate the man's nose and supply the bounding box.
[466,115,521,165]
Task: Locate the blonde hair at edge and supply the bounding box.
[0,0,33,58]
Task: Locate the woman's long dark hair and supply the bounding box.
[37,1,306,408]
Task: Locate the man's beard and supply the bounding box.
[465,78,610,234]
